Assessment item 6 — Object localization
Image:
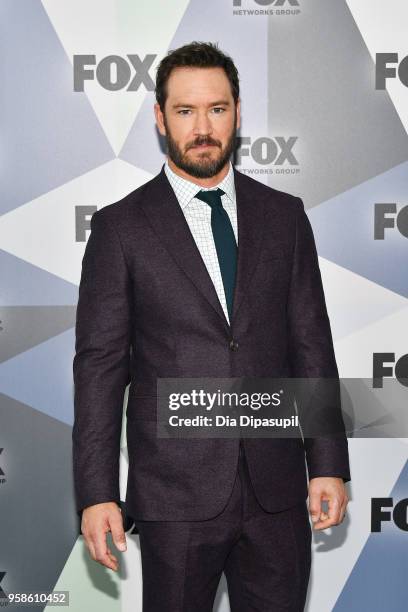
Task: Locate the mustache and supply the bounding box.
[188,137,220,149]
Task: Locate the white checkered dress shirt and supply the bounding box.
[164,159,238,324]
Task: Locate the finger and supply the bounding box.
[312,516,337,530]
[336,495,349,524]
[93,530,119,571]
[109,512,127,553]
[312,507,341,529]
[308,492,323,524]
[84,537,97,562]
[313,499,345,530]
[338,499,348,523]
[106,547,119,565]
[327,496,342,523]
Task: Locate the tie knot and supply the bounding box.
[195,188,225,209]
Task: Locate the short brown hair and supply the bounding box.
[155,41,240,112]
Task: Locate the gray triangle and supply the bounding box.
[267,0,408,207]
[0,306,76,362]
[0,394,78,598]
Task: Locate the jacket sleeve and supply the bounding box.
[72,208,132,516]
[286,197,351,484]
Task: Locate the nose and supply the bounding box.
[193,110,213,136]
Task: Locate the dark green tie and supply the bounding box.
[195,188,237,322]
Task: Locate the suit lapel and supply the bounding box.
[139,164,266,332]
[231,167,266,325]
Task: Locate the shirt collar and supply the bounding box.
[164,158,236,210]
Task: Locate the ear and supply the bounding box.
[154,103,166,136]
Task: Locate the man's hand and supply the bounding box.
[81,502,127,571]
[308,477,349,530]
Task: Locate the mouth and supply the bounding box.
[191,143,216,149]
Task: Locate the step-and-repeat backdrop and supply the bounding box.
[1,1,408,610]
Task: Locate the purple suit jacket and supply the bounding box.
[72,163,351,520]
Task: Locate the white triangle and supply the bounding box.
[319,256,408,343]
[0,159,154,284]
[41,0,190,154]
[335,303,408,377]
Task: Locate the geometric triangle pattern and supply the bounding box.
[0,393,78,602]
[266,0,408,207]
[1,0,407,610]
[0,328,76,425]
[42,0,190,156]
[318,257,408,343]
[335,305,408,377]
[0,250,78,306]
[0,159,153,286]
[308,438,408,612]
[1,0,114,215]
[346,0,408,137]
[309,161,408,298]
[120,0,269,177]
[0,307,76,364]
[333,454,408,611]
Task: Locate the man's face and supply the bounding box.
[155,66,240,179]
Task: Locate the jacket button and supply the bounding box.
[229,339,239,351]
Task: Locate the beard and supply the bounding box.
[163,112,237,179]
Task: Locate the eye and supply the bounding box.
[177,109,191,115]
[212,107,226,114]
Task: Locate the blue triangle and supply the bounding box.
[333,458,408,611]
[309,161,408,298]
[1,0,114,214]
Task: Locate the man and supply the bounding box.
[73,41,350,611]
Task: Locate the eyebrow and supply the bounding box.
[171,100,231,109]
